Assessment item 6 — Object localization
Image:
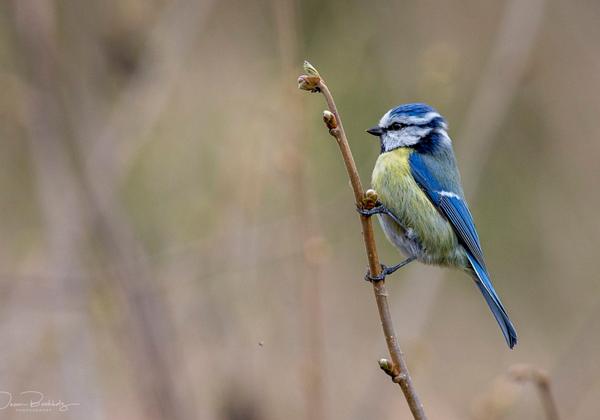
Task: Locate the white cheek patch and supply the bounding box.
[382,126,432,150]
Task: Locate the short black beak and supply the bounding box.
[366,126,384,136]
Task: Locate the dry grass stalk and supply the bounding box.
[472,364,561,420]
[509,364,561,420]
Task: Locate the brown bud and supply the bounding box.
[365,189,378,203]
[297,75,321,92]
[378,358,393,373]
[361,189,379,209]
[322,110,337,129]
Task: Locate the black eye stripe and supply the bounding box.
[388,122,407,130]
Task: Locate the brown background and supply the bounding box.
[1,0,599,419]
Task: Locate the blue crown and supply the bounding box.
[384,103,447,129]
[389,103,439,118]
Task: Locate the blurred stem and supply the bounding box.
[406,0,545,361]
[509,365,561,420]
[11,2,104,418]
[272,1,326,418]
[458,0,546,195]
[12,2,194,418]
[299,64,427,420]
[473,364,561,420]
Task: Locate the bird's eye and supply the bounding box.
[389,122,405,130]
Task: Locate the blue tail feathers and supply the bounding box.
[467,255,518,349]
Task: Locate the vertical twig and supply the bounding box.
[298,63,427,420]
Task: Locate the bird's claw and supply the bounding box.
[357,203,383,217]
[365,264,389,282]
[364,257,416,282]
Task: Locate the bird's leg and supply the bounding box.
[357,202,404,227]
[358,201,416,281]
[383,256,417,275]
[365,256,416,282]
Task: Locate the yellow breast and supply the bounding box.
[372,148,412,185]
[371,148,462,266]
[372,148,419,205]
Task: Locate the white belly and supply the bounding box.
[377,214,428,262]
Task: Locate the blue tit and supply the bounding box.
[359,103,517,349]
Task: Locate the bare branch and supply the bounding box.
[298,62,427,420]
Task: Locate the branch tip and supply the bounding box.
[303,60,321,78]
[298,61,322,92]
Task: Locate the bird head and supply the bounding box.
[366,103,450,154]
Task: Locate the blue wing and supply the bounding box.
[439,196,485,269]
[409,152,517,348]
[408,152,485,268]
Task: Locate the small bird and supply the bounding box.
[360,103,517,349]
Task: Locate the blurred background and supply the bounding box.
[1,0,599,419]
